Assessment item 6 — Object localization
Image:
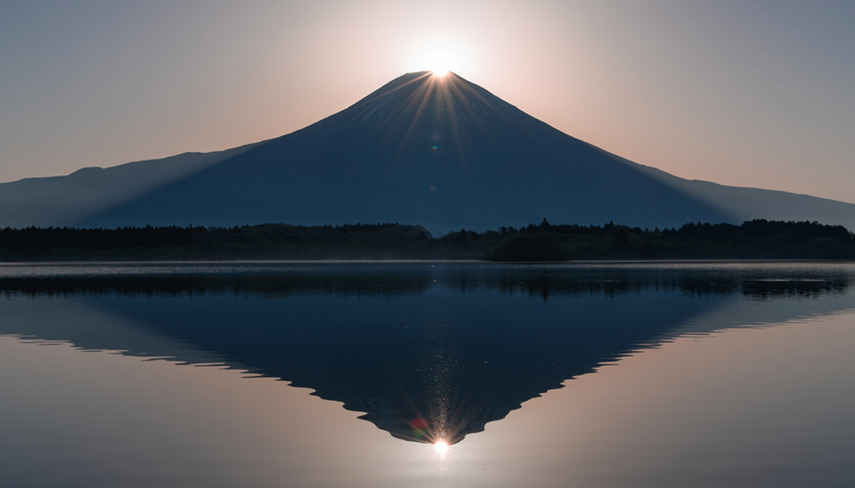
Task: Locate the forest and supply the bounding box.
[0,219,853,261]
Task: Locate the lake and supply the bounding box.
[1,262,853,487]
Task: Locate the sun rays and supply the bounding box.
[349,67,511,192]
[385,71,477,169]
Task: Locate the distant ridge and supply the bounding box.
[1,71,854,232]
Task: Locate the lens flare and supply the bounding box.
[409,418,429,440]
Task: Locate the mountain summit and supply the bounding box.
[1,71,854,231]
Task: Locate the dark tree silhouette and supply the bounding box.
[0,219,851,261]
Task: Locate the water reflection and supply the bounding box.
[0,263,852,446]
[1,262,850,300]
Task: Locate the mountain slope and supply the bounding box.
[1,71,853,232]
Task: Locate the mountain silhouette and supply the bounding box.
[1,264,851,445]
[1,71,854,232]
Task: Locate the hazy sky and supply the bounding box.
[1,0,853,203]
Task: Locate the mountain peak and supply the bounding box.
[382,70,459,86]
[325,70,534,136]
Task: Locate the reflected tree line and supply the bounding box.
[0,265,849,301]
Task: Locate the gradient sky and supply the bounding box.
[1,0,853,203]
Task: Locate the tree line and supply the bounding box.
[0,219,853,261]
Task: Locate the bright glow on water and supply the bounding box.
[434,440,449,455]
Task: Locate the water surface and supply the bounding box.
[1,262,853,487]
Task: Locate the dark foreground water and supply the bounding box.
[0,262,853,487]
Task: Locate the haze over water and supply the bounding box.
[1,262,853,487]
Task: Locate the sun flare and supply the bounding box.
[423,49,454,77]
[434,440,450,455]
[408,36,472,78]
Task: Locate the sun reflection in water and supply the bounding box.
[434,440,449,456]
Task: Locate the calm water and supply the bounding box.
[0,262,853,487]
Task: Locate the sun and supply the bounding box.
[431,67,450,77]
[423,49,454,77]
[434,440,449,455]
[408,36,471,78]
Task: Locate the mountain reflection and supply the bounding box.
[0,263,851,445]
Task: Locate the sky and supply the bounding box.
[1,0,853,203]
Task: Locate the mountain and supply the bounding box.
[2,71,854,232]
